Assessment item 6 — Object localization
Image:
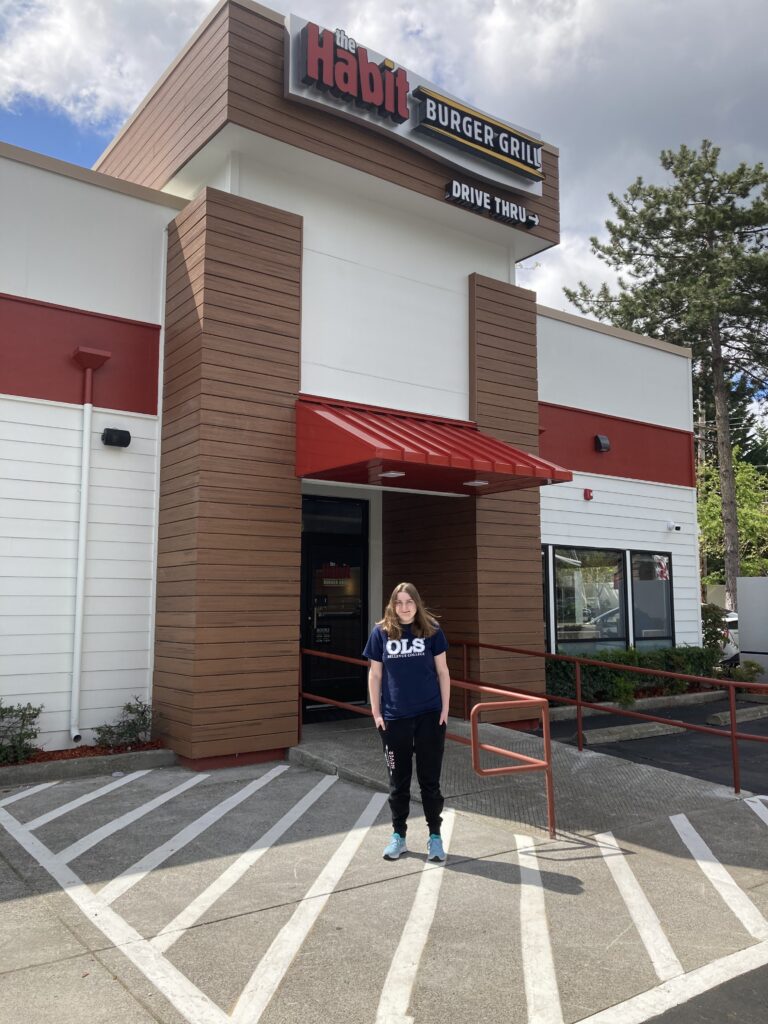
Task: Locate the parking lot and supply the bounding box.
[1,721,768,1024]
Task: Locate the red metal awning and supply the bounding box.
[295,398,572,496]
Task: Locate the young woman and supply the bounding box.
[363,582,451,862]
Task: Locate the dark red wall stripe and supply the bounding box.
[539,402,695,488]
[0,293,160,415]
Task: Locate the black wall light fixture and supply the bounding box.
[594,434,611,453]
[101,428,131,448]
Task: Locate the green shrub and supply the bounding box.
[93,697,152,748]
[0,700,43,764]
[545,646,721,707]
[701,603,726,655]
[723,659,763,685]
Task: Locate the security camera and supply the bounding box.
[666,520,682,532]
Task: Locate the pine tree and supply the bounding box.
[565,141,768,609]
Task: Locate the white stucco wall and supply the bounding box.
[237,158,511,420]
[0,153,178,323]
[537,312,694,431]
[172,132,520,421]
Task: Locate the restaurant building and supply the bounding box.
[0,0,700,761]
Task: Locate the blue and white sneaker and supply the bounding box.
[427,834,446,862]
[383,833,407,860]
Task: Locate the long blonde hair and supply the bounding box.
[377,582,439,641]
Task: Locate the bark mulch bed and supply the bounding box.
[1,739,164,768]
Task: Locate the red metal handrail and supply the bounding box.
[299,647,557,838]
[456,639,768,794]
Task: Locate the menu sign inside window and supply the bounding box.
[285,15,545,198]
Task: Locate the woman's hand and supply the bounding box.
[439,708,449,727]
[368,661,384,730]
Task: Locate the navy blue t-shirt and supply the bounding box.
[363,623,449,720]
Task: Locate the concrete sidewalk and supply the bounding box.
[290,715,748,838]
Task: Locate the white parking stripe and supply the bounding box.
[151,774,338,953]
[375,809,455,1024]
[25,771,152,830]
[0,805,229,1024]
[58,773,207,863]
[0,781,59,807]
[573,938,768,1024]
[232,790,387,1024]
[99,765,289,905]
[516,833,565,1024]
[670,813,768,941]
[745,796,768,828]
[596,831,683,982]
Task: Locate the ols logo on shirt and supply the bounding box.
[386,638,426,657]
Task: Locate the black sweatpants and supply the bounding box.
[379,710,446,837]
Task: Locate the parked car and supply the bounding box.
[721,611,739,665]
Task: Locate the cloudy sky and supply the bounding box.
[0,0,766,307]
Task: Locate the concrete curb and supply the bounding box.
[288,745,392,797]
[707,705,768,726]
[580,722,686,745]
[0,748,177,788]
[548,689,726,721]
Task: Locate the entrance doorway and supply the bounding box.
[301,495,369,722]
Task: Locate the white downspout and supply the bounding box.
[71,347,111,742]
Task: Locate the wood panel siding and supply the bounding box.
[96,0,559,248]
[470,274,545,710]
[381,492,479,718]
[155,187,302,760]
[95,4,231,190]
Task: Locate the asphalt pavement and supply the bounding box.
[549,695,768,794]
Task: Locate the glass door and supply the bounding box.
[301,497,368,720]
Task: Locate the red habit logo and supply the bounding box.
[301,22,411,124]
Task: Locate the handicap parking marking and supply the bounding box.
[57,772,208,864]
[0,781,59,807]
[515,833,565,1024]
[151,773,337,954]
[670,813,768,942]
[744,795,768,827]
[99,764,289,905]
[0,801,230,1024]
[25,770,152,830]
[595,831,684,983]
[2,770,768,1024]
[572,940,768,1024]
[375,809,456,1024]
[232,791,387,1024]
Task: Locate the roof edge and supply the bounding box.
[536,304,692,359]
[94,1,286,172]
[0,141,187,210]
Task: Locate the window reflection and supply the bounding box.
[632,552,673,649]
[554,547,626,653]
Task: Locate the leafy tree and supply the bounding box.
[698,453,768,584]
[565,141,768,609]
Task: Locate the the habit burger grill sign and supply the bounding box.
[285,16,545,201]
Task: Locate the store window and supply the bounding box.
[631,551,673,649]
[554,547,626,653]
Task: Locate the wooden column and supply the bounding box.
[154,187,302,764]
[470,274,546,710]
